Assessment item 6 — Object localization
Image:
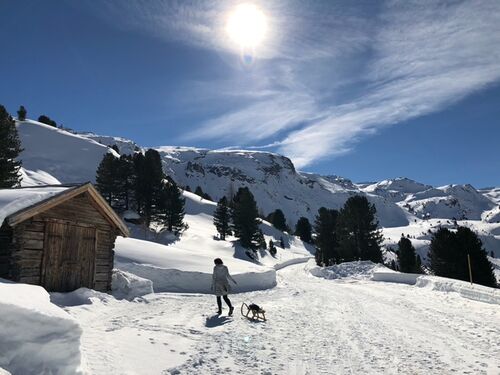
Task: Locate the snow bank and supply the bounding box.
[112,269,154,300]
[372,272,500,305]
[306,260,388,281]
[372,272,420,285]
[273,256,313,270]
[0,280,83,374]
[415,277,500,305]
[51,287,112,307]
[115,255,276,294]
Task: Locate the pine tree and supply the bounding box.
[95,153,117,205]
[267,209,288,232]
[185,185,191,192]
[0,105,23,188]
[429,227,496,287]
[269,240,277,257]
[416,254,423,273]
[202,192,212,201]
[231,187,261,250]
[159,180,185,232]
[116,154,135,210]
[194,186,204,197]
[257,230,267,250]
[428,227,457,279]
[17,106,27,121]
[132,149,165,226]
[213,196,232,240]
[132,152,146,213]
[314,207,338,266]
[38,115,57,127]
[336,196,383,263]
[397,236,417,273]
[279,237,285,248]
[111,144,120,154]
[390,259,397,271]
[295,217,312,243]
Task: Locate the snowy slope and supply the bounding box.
[115,191,313,293]
[479,187,500,205]
[16,120,113,183]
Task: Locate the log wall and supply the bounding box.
[4,192,117,292]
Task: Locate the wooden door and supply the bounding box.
[42,221,96,292]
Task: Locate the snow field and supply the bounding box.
[114,191,312,294]
[0,280,83,374]
[61,262,500,374]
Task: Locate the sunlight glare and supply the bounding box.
[226,3,267,49]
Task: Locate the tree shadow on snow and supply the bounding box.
[205,314,232,328]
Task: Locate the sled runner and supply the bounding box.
[241,303,266,321]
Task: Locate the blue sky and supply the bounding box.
[1,0,499,187]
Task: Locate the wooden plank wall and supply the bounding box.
[8,192,117,292]
[0,223,13,278]
[13,221,45,284]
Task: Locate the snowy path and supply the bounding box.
[65,264,500,374]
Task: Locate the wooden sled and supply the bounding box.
[241,303,266,321]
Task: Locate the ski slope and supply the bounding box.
[59,262,500,374]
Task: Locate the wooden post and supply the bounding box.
[467,253,473,285]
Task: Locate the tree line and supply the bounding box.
[392,227,496,287]
[95,148,185,232]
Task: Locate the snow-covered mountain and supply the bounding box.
[154,146,408,228]
[361,178,497,221]
[14,120,500,256]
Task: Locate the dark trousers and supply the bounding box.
[217,295,232,311]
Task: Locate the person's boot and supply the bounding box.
[228,306,234,316]
[217,309,222,315]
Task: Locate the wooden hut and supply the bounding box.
[0,183,129,292]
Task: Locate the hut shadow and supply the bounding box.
[205,314,232,328]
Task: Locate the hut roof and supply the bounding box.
[0,183,129,236]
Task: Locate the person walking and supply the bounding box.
[211,258,237,315]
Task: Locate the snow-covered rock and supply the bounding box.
[0,280,83,374]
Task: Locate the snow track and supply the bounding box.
[64,264,500,374]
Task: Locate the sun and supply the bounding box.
[226,3,267,49]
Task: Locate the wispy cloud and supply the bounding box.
[83,0,500,169]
